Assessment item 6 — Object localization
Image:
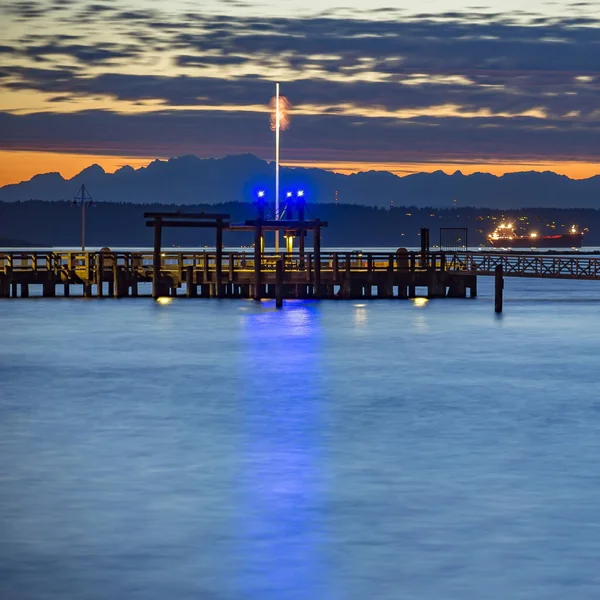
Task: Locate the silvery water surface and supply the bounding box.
[1,277,600,600]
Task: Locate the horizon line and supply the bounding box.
[1,150,600,187]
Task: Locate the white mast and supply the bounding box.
[275,82,280,253]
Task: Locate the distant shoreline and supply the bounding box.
[0,237,51,248]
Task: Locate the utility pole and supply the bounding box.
[73,185,93,251]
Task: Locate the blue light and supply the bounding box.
[286,191,293,198]
[297,190,305,198]
[257,190,265,198]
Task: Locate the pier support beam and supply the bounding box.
[42,277,55,298]
[97,253,104,297]
[253,220,262,300]
[186,266,197,298]
[470,277,477,298]
[152,217,163,299]
[313,221,321,298]
[215,222,223,298]
[275,258,284,308]
[495,265,504,313]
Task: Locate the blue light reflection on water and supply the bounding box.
[236,301,327,599]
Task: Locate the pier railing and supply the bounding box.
[1,249,599,301]
[2,250,600,279]
[0,250,426,274]
[444,251,600,280]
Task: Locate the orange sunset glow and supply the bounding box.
[1,151,599,188]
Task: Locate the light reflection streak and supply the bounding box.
[236,302,326,598]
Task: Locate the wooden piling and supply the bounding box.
[21,283,29,298]
[253,220,262,300]
[152,218,162,299]
[186,265,196,298]
[3,266,13,298]
[64,283,70,297]
[470,277,478,298]
[275,258,284,308]
[215,223,223,298]
[97,253,104,296]
[42,277,56,297]
[313,221,321,298]
[495,265,503,313]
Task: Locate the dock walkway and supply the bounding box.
[1,250,598,300]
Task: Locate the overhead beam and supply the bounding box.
[243,220,328,229]
[143,212,230,219]
[145,221,230,228]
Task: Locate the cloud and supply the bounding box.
[1,2,600,165]
[1,108,599,165]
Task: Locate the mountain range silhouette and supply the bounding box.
[1,154,599,209]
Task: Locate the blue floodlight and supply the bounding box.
[257,190,265,198]
[286,191,293,198]
[297,190,305,198]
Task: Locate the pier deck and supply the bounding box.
[1,249,598,300]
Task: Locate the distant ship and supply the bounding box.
[488,223,584,248]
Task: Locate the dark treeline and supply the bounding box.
[1,201,598,248]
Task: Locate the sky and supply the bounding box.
[1,0,600,186]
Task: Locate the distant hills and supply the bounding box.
[1,201,598,247]
[1,154,599,209]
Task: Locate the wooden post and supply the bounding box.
[152,218,163,299]
[228,252,234,287]
[313,221,321,298]
[216,222,223,298]
[495,264,504,313]
[333,253,339,283]
[64,283,70,297]
[86,253,94,296]
[97,252,104,296]
[186,265,196,298]
[343,252,351,299]
[21,283,29,298]
[0,265,10,298]
[113,265,122,298]
[130,272,138,297]
[470,276,478,298]
[202,251,209,292]
[275,257,284,308]
[11,281,18,298]
[42,274,55,297]
[253,221,262,300]
[387,254,394,298]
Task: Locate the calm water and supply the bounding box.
[1,278,600,599]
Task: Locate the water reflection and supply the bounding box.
[237,302,325,598]
[353,305,367,327]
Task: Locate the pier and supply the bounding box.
[0,249,478,300]
[3,248,600,303]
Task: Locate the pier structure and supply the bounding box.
[3,250,600,304]
[0,249,478,301]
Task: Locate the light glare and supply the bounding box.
[413,297,429,307]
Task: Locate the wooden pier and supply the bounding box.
[2,250,600,306]
[0,250,477,300]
